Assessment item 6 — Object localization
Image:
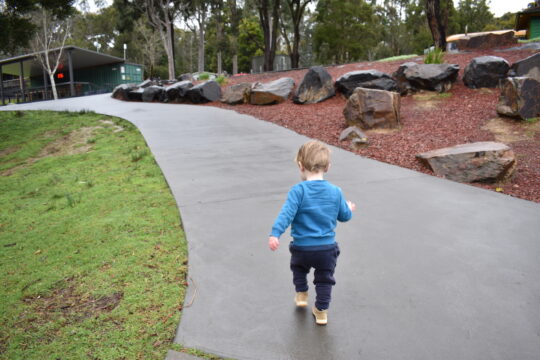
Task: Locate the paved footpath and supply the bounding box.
[3,95,540,360]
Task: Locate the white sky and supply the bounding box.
[454,0,533,17]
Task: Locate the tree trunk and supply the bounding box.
[49,73,58,100]
[232,54,238,75]
[198,24,205,72]
[426,0,447,49]
[217,51,222,74]
[258,0,281,72]
[227,0,240,75]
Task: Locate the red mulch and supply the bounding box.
[205,47,540,203]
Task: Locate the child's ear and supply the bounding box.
[325,163,331,172]
[298,162,304,171]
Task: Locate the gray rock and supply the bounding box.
[111,84,138,101]
[350,137,369,150]
[335,70,398,97]
[404,63,460,93]
[293,66,335,104]
[185,81,222,104]
[339,126,367,142]
[142,85,167,102]
[508,52,540,82]
[137,79,158,88]
[221,83,252,105]
[127,87,144,101]
[497,77,540,120]
[250,78,295,105]
[343,87,400,130]
[463,56,510,89]
[416,141,516,183]
[393,62,419,95]
[166,81,194,102]
[178,73,194,82]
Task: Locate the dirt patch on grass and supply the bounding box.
[1,126,101,176]
[20,282,123,326]
[0,146,19,157]
[482,117,538,143]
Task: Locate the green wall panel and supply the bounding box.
[530,17,540,39]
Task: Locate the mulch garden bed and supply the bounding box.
[207,47,540,203]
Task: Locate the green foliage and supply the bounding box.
[519,36,540,43]
[525,117,539,124]
[483,12,516,31]
[238,16,264,72]
[455,0,494,33]
[198,72,210,80]
[216,75,228,85]
[377,54,418,62]
[313,0,377,64]
[0,111,187,359]
[424,47,445,64]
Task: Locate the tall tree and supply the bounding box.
[455,0,494,33]
[255,0,281,71]
[313,0,377,64]
[237,15,264,72]
[280,0,311,69]
[1,0,74,54]
[185,0,212,72]
[226,0,241,74]
[31,6,72,100]
[426,0,446,49]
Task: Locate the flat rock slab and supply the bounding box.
[111,84,137,101]
[463,56,510,89]
[417,141,516,183]
[142,86,167,102]
[185,81,222,104]
[2,96,539,360]
[404,63,460,93]
[250,77,295,105]
[335,70,398,97]
[166,81,194,103]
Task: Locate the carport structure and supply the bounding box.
[0,45,143,105]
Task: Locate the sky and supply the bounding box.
[454,0,533,17]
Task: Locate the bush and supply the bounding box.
[216,75,228,85]
[198,72,210,80]
[424,47,445,64]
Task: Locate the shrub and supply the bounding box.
[198,72,210,80]
[424,47,445,64]
[216,75,228,85]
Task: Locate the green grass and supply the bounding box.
[0,111,190,359]
[377,54,418,62]
[518,36,540,43]
[424,47,445,64]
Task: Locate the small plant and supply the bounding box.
[525,117,538,124]
[424,47,445,64]
[15,111,25,118]
[65,193,78,207]
[216,75,228,86]
[130,149,147,162]
[87,137,96,144]
[198,72,210,80]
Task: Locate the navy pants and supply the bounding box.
[289,243,340,310]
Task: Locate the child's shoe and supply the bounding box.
[312,306,328,325]
[294,291,308,307]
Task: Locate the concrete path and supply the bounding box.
[3,95,540,360]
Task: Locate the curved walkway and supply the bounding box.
[3,95,540,360]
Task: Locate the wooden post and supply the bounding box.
[42,66,48,100]
[1,64,4,106]
[67,49,75,97]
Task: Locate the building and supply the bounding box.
[516,2,540,39]
[0,45,143,105]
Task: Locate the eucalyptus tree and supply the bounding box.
[280,0,312,69]
[254,0,281,71]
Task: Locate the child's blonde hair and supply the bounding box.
[295,140,330,173]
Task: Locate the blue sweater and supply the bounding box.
[270,180,352,247]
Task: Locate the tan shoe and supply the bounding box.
[312,306,328,325]
[294,291,308,307]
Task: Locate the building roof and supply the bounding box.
[516,6,540,30]
[0,45,128,77]
[447,30,516,42]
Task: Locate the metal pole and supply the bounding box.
[67,49,75,97]
[19,60,26,102]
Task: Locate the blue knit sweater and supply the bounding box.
[270,180,352,247]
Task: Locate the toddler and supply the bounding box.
[268,140,355,325]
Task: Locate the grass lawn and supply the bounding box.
[0,110,188,359]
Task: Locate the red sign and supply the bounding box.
[57,73,64,79]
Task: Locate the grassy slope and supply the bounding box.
[0,111,187,359]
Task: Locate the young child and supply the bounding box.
[268,140,355,325]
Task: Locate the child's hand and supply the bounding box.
[269,236,280,251]
[347,200,356,211]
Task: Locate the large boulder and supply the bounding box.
[127,88,144,101]
[166,81,193,102]
[508,52,540,82]
[142,85,167,102]
[416,142,516,183]
[178,73,194,81]
[403,63,460,93]
[293,66,335,104]
[137,79,156,88]
[453,31,517,51]
[497,77,540,120]
[111,84,138,101]
[463,56,510,89]
[343,87,400,129]
[250,77,295,105]
[185,81,222,104]
[392,62,418,95]
[221,82,252,105]
[335,70,398,97]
